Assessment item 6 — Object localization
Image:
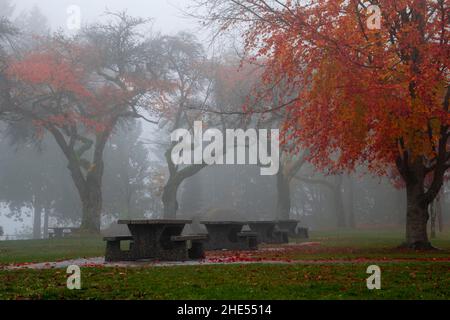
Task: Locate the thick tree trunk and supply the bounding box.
[276,170,291,220]
[32,200,42,239]
[404,180,432,249]
[430,201,436,239]
[80,178,103,232]
[162,179,181,219]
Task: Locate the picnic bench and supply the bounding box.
[201,221,258,251]
[277,220,309,239]
[247,221,289,244]
[104,220,208,262]
[48,227,79,239]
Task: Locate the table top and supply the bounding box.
[247,221,277,225]
[200,221,247,225]
[118,219,192,225]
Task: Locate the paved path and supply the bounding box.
[2,243,449,271]
[3,256,450,271]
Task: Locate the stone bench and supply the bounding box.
[104,236,134,262]
[237,231,258,250]
[274,229,289,244]
[171,235,208,260]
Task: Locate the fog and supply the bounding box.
[13,0,198,34]
[0,0,448,240]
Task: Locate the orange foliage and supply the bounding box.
[242,0,449,176]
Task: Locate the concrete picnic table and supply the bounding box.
[118,219,193,261]
[277,220,309,239]
[277,220,300,236]
[247,221,289,244]
[201,221,257,251]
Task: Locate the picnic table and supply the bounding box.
[48,227,79,239]
[104,220,207,262]
[201,221,258,251]
[277,220,309,239]
[247,221,289,244]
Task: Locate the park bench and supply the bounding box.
[247,221,289,244]
[237,231,258,250]
[273,228,289,244]
[277,220,309,239]
[201,221,259,251]
[105,220,211,262]
[171,234,209,259]
[104,236,135,262]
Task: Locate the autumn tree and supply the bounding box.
[195,0,449,249]
[3,13,166,232]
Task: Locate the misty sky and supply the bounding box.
[13,0,200,34]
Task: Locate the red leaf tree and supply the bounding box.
[4,13,168,232]
[197,0,449,248]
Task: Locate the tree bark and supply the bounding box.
[162,178,181,219]
[32,200,42,239]
[430,200,436,239]
[80,177,103,232]
[404,177,432,249]
[43,207,49,239]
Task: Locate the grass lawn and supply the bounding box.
[1,228,449,265]
[0,229,449,300]
[0,263,449,300]
[0,236,104,265]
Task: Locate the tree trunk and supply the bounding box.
[80,178,103,232]
[162,179,181,219]
[404,180,432,249]
[276,170,291,220]
[32,200,42,239]
[43,207,49,239]
[430,201,436,239]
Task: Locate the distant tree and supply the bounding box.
[0,125,78,239]
[148,32,211,219]
[14,4,50,36]
[103,121,154,220]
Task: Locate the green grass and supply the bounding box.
[0,263,449,300]
[0,236,104,265]
[1,229,449,300]
[1,229,450,265]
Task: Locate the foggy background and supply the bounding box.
[13,0,197,34]
[0,0,448,239]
